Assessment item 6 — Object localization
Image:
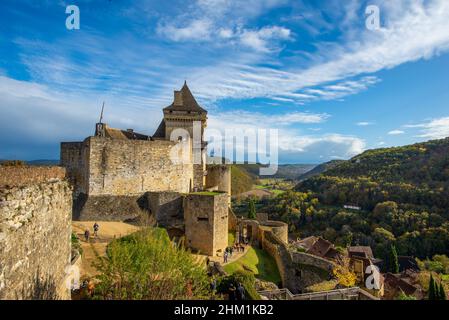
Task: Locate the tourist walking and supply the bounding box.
[223,251,228,263]
[228,283,236,300]
[236,282,246,300]
[210,278,217,293]
[84,229,90,242]
[93,222,99,237]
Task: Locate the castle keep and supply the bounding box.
[61,83,231,256]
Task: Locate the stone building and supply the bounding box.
[61,83,230,256]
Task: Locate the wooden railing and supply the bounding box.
[258,287,379,301]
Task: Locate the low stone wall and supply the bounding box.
[261,230,300,292]
[261,230,334,294]
[261,220,288,243]
[0,174,72,299]
[291,251,335,272]
[0,166,65,187]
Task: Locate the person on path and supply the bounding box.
[228,283,236,300]
[210,278,217,293]
[236,282,246,300]
[93,222,99,237]
[84,229,90,242]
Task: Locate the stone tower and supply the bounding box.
[153,82,208,191]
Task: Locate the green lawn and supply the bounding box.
[271,189,285,196]
[223,246,281,285]
[190,191,222,196]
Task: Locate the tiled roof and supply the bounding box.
[103,125,150,140]
[152,120,166,138]
[163,82,207,113]
[307,237,333,258]
[348,246,374,259]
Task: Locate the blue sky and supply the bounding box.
[1,0,449,163]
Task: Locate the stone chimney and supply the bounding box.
[173,90,183,106]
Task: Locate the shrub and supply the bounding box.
[217,270,261,300]
[93,228,211,300]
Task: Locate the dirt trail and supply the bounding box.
[72,221,140,278]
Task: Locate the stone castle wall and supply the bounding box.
[60,142,89,196]
[183,193,228,256]
[146,191,184,228]
[61,136,196,220]
[261,220,288,244]
[0,167,72,299]
[87,137,193,196]
[205,165,231,198]
[0,166,66,187]
[261,230,334,294]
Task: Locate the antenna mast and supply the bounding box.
[99,101,105,123]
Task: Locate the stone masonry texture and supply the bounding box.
[0,167,72,299]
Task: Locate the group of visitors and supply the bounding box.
[240,236,250,245]
[229,282,245,300]
[83,222,100,242]
[223,242,247,263]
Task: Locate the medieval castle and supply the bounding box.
[61,82,231,256]
[1,83,358,300]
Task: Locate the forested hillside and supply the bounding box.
[296,138,449,211]
[255,138,449,260]
[297,160,343,181]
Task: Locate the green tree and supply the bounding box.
[428,275,437,300]
[388,244,399,273]
[248,198,257,220]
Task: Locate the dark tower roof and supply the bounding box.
[163,82,207,113]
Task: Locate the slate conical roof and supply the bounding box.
[163,82,207,113]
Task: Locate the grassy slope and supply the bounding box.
[223,246,281,284]
[231,165,256,195]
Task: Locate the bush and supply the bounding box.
[93,228,212,300]
[217,270,261,300]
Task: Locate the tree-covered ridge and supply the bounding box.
[296,138,449,211]
[296,160,344,181]
[325,138,449,184]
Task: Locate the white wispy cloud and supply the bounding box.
[206,109,364,162]
[357,122,374,126]
[157,19,214,42]
[16,1,449,107]
[167,0,449,103]
[405,116,449,139]
[388,130,405,135]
